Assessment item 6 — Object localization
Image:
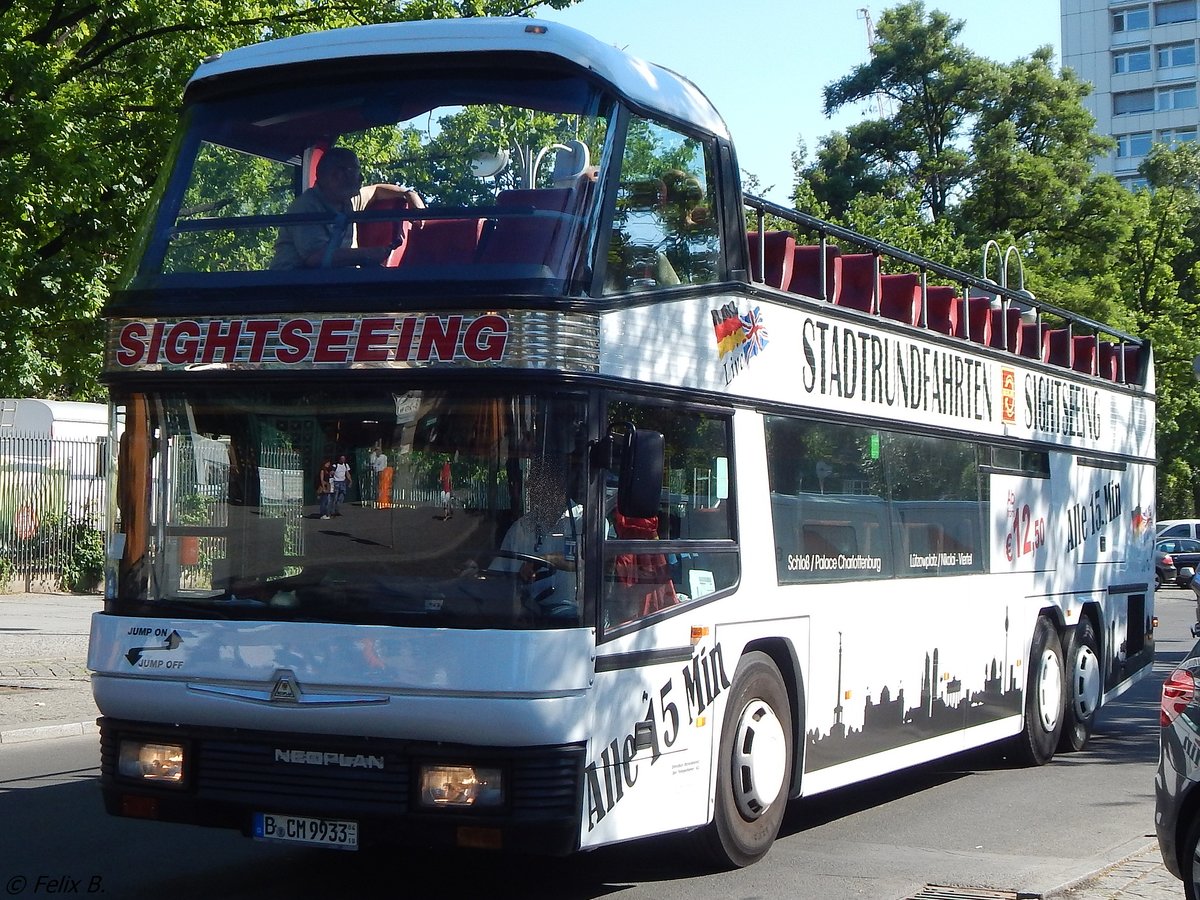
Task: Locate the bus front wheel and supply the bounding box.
[1058,616,1101,753]
[1014,616,1065,766]
[697,650,793,869]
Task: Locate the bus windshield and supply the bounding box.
[112,386,589,629]
[130,67,613,289]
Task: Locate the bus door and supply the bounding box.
[580,399,741,847]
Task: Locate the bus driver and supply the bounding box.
[492,455,584,619]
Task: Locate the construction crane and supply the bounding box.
[857,7,894,118]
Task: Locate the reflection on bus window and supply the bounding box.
[602,117,720,293]
[601,401,737,633]
[112,388,589,631]
[765,417,989,583]
[136,72,612,287]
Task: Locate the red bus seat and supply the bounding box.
[788,244,841,302]
[1072,335,1098,375]
[477,215,572,271]
[879,273,921,325]
[1018,323,1043,359]
[395,218,484,269]
[924,286,958,335]
[956,295,992,345]
[1042,328,1072,368]
[1099,341,1141,383]
[494,188,574,211]
[611,511,679,622]
[359,194,415,266]
[838,254,878,313]
[747,231,795,289]
[988,307,1022,353]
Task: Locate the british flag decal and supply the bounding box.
[739,305,769,358]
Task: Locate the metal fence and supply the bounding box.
[0,433,108,591]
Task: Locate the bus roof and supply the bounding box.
[187,17,730,140]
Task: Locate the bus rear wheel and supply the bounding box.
[697,650,792,869]
[1058,616,1101,753]
[1013,616,1065,766]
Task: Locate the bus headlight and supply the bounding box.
[418,764,503,808]
[118,740,185,785]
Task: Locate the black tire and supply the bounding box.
[1058,616,1102,753]
[1181,814,1200,900]
[696,651,793,868]
[1013,616,1065,766]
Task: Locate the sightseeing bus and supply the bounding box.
[88,18,1157,867]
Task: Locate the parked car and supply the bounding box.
[1156,623,1200,898]
[1159,519,1200,541]
[1157,538,1200,588]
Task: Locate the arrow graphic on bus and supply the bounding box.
[126,630,184,666]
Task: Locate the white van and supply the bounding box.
[1158,519,1200,540]
[0,398,109,533]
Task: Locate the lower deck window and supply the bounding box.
[765,417,989,583]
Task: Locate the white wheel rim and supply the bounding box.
[1071,644,1101,721]
[1037,648,1062,732]
[731,697,787,820]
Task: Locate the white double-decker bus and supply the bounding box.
[88,18,1157,867]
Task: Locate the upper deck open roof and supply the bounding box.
[187,17,729,140]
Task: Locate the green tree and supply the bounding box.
[0,0,579,400]
[839,191,970,272]
[816,1,993,220]
[1124,145,1200,513]
[949,46,1134,328]
[957,47,1113,246]
[796,131,896,220]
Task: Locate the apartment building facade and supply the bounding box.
[1062,0,1200,188]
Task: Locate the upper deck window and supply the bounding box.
[601,116,721,294]
[129,69,613,293]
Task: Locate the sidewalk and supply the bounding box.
[0,591,101,743]
[0,591,1185,898]
[1048,842,1181,899]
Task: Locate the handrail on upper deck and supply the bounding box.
[742,193,1148,386]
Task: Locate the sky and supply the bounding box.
[538,1,1064,201]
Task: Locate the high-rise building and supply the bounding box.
[1062,0,1200,188]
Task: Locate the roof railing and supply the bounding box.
[743,193,1146,386]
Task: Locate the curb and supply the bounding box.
[0,719,98,745]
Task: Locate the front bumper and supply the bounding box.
[99,718,585,855]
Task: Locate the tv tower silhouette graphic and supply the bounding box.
[832,631,845,739]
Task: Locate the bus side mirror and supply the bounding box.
[590,424,664,519]
[618,427,664,520]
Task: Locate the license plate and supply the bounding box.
[253,812,358,850]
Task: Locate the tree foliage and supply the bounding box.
[819,1,993,219]
[958,47,1114,247]
[1123,144,1200,512]
[0,0,579,400]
